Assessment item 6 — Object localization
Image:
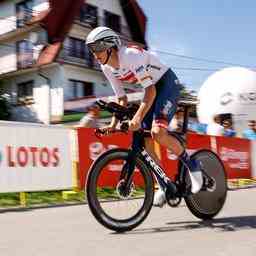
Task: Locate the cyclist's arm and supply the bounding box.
[125,47,156,122]
[109,95,128,128]
[133,85,156,122]
[102,66,127,128]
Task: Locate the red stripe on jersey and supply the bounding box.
[117,72,138,83]
[154,119,168,129]
[119,72,134,81]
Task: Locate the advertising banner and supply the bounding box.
[215,136,251,179]
[77,128,132,188]
[0,122,73,192]
[250,141,256,178]
[77,129,252,189]
[160,133,212,180]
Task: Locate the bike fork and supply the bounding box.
[119,151,137,189]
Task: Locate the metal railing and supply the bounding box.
[16,8,34,28]
[58,49,101,71]
[17,50,35,69]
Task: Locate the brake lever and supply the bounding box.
[94,128,104,138]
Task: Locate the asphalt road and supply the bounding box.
[0,188,255,256]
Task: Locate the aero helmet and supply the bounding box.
[86,26,121,53]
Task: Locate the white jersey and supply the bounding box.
[101,45,169,98]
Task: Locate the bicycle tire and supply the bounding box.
[184,149,227,220]
[86,148,154,232]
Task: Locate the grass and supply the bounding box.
[96,187,146,199]
[0,191,85,208]
[62,110,111,123]
[0,187,146,208]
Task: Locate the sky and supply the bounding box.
[137,0,256,92]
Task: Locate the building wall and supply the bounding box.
[0,0,143,123]
[87,0,130,28]
[0,43,17,75]
[69,0,131,40]
[63,64,115,98]
[0,28,48,75]
[0,1,16,35]
[2,64,64,124]
[0,0,49,36]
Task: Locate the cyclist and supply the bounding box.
[86,26,203,207]
[75,102,100,128]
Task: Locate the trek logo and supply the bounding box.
[141,150,169,183]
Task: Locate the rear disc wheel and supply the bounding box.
[184,149,227,220]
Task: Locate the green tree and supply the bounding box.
[0,80,11,120]
[179,83,198,117]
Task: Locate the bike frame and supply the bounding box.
[119,103,193,195]
[121,129,186,195]
[96,100,193,194]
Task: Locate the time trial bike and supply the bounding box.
[86,100,227,232]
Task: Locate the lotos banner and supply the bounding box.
[0,121,73,192]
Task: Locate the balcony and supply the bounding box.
[58,49,101,71]
[74,15,132,42]
[16,8,33,28]
[17,50,35,69]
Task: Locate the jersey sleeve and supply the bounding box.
[123,47,154,89]
[102,66,126,98]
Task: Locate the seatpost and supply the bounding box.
[181,105,190,134]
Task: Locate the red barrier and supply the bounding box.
[215,136,251,179]
[77,129,252,189]
[77,128,132,189]
[160,133,212,180]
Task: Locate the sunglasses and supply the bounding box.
[87,42,107,53]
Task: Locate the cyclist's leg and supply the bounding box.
[141,101,166,207]
[150,69,183,155]
[141,99,162,165]
[151,69,203,193]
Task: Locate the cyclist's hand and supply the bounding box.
[129,116,141,131]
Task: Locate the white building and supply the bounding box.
[0,0,147,124]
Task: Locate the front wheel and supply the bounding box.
[184,149,227,220]
[86,148,154,232]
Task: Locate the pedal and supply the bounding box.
[165,181,181,207]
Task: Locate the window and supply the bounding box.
[16,40,34,69]
[67,37,94,66]
[17,80,34,104]
[16,0,33,28]
[104,11,121,33]
[68,37,86,59]
[65,80,93,100]
[80,4,98,28]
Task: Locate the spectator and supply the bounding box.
[242,120,256,140]
[206,114,224,136]
[223,119,236,137]
[75,103,100,128]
